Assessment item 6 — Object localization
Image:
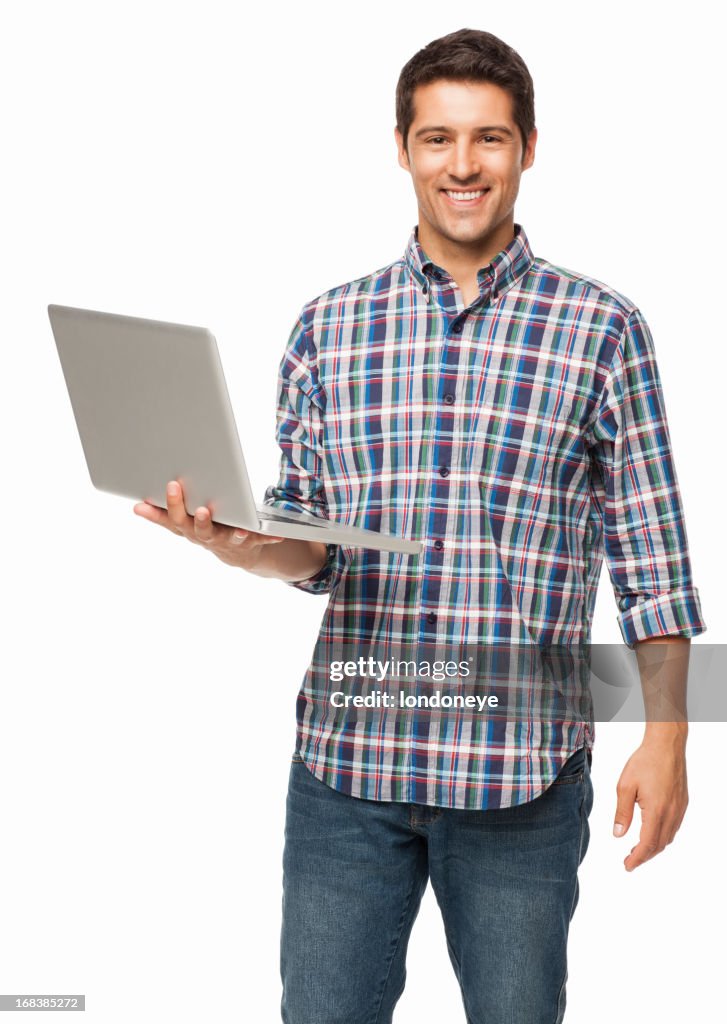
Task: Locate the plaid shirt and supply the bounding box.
[264,224,706,810]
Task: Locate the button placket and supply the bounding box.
[421,323,461,638]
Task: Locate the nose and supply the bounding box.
[447,139,480,183]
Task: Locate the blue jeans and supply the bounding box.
[281,747,593,1024]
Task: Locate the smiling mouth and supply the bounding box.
[442,188,491,203]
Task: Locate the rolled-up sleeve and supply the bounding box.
[263,309,349,595]
[587,309,707,647]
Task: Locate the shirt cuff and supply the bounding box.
[262,490,350,595]
[617,586,707,648]
[288,542,349,595]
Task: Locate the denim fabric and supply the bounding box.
[281,746,593,1023]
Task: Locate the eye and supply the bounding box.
[426,136,449,145]
[480,135,500,144]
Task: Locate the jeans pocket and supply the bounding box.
[551,746,586,785]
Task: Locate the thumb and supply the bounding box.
[613,779,637,837]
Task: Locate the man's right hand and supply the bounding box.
[133,479,327,581]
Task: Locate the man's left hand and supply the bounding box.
[613,728,689,872]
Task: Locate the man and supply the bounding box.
[134,28,706,1024]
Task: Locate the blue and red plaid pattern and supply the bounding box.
[264,224,706,809]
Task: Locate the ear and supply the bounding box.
[521,127,537,171]
[395,127,411,172]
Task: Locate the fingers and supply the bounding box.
[614,773,665,871]
[613,777,637,838]
[166,481,192,534]
[229,529,285,547]
[193,505,216,544]
[133,499,178,535]
[134,480,287,559]
[135,481,205,543]
[624,813,668,872]
[166,481,216,545]
[623,796,686,871]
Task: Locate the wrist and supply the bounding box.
[642,720,688,747]
[249,537,328,582]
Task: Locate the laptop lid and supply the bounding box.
[48,304,262,530]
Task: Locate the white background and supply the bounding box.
[1,1,724,1021]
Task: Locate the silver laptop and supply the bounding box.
[48,305,422,556]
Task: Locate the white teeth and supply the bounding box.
[445,190,487,201]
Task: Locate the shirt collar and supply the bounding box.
[404,222,534,302]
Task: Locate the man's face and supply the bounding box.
[395,79,536,252]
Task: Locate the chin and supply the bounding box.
[445,222,492,243]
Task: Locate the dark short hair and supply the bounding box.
[395,28,535,159]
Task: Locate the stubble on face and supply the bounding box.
[396,79,536,267]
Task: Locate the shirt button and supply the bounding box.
[451,321,463,334]
[438,465,449,477]
[434,539,444,551]
[426,612,437,624]
[422,282,429,295]
[443,392,454,405]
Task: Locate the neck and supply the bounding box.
[417,217,516,299]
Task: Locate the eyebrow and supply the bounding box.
[413,124,514,139]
